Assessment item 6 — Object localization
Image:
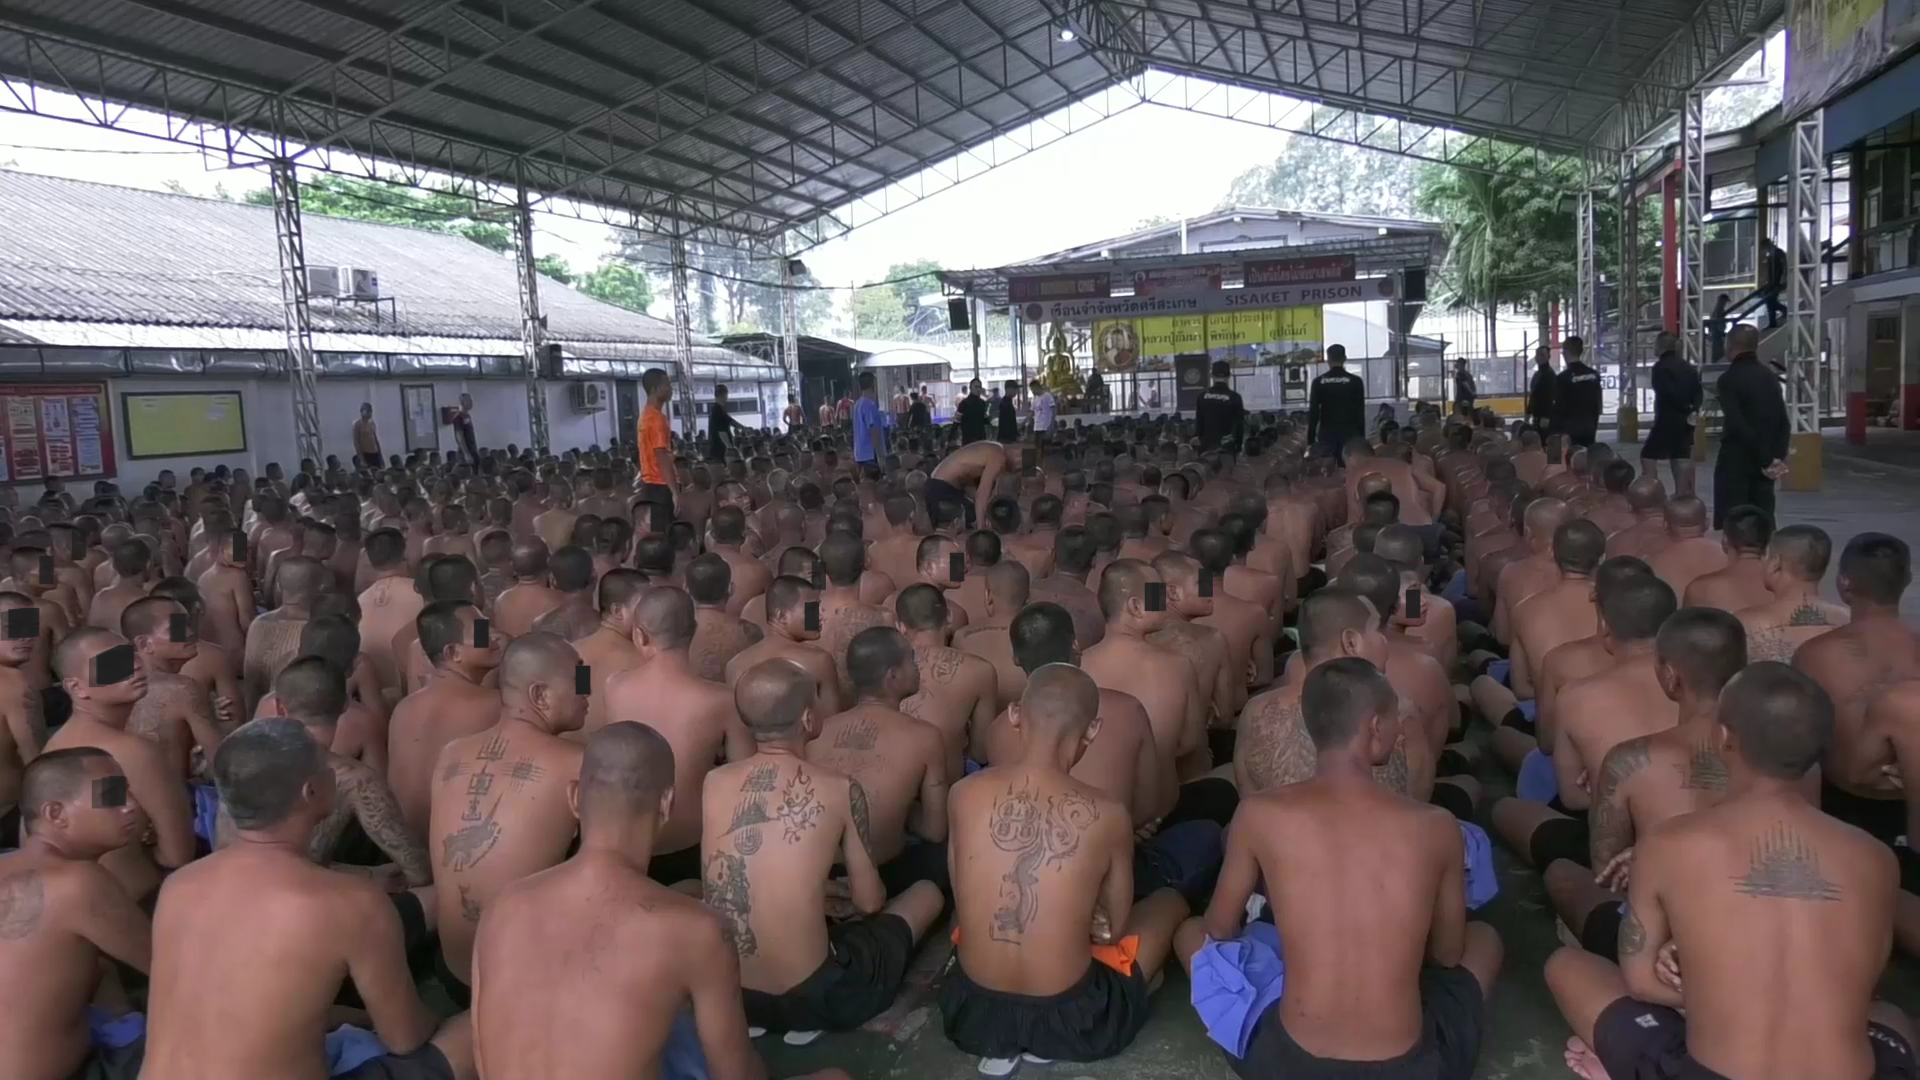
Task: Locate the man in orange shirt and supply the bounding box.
[637,367,677,534]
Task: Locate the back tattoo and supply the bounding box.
[986,780,1101,943]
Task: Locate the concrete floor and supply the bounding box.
[431,447,1920,1079]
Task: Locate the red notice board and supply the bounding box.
[0,384,116,484]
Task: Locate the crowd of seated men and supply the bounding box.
[0,369,1914,1080]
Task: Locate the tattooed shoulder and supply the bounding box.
[1734,823,1842,902]
[0,869,45,939]
[1240,695,1316,794]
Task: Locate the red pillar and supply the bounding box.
[1662,168,1679,336]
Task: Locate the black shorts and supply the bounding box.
[743,913,914,1033]
[336,1043,456,1080]
[1822,783,1907,849]
[1529,813,1591,869]
[1165,776,1241,829]
[1432,782,1475,823]
[1232,965,1485,1080]
[1899,847,1920,895]
[1436,747,1473,778]
[0,802,19,848]
[432,947,471,1010]
[66,1040,145,1080]
[1641,419,1695,461]
[1579,901,1624,962]
[1593,997,1918,1080]
[878,838,951,901]
[1208,728,1238,770]
[1501,707,1535,739]
[648,843,702,886]
[636,484,676,533]
[924,477,975,528]
[43,685,72,731]
[940,957,1152,1063]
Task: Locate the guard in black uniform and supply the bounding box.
[1526,345,1558,433]
[1306,344,1366,462]
[1641,331,1702,496]
[1714,323,1790,527]
[1554,336,1603,448]
[1194,361,1246,451]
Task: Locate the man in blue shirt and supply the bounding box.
[852,371,888,468]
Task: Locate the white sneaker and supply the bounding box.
[976,1056,1020,1077]
[782,1030,823,1046]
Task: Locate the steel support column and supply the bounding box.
[780,254,802,407]
[668,235,700,440]
[1784,110,1825,490]
[1617,164,1643,441]
[1574,189,1597,348]
[512,172,550,457]
[1679,88,1708,371]
[268,158,323,467]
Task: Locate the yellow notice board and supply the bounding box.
[121,392,248,459]
[1092,306,1325,371]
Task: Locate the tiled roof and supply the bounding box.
[0,169,682,345]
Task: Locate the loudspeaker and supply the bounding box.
[537,342,564,379]
[1403,268,1427,302]
[948,298,971,332]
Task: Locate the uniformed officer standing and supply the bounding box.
[1553,335,1603,447]
[1194,360,1246,451]
[1306,343,1366,462]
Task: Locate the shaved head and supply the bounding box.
[633,586,696,650]
[1667,495,1708,529]
[1523,497,1571,538]
[578,722,676,822]
[510,539,551,579]
[1017,663,1100,738]
[1627,476,1667,511]
[985,561,1030,608]
[1095,558,1158,621]
[276,557,329,604]
[1728,323,1760,356]
[734,658,816,738]
[498,632,579,694]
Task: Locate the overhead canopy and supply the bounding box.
[0,0,1778,240]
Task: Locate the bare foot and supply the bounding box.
[1565,1036,1612,1080]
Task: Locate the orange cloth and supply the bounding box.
[638,405,669,485]
[949,927,1139,977]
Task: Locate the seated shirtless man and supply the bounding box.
[139,718,475,1080]
[1081,560,1206,776]
[940,663,1192,1065]
[1545,661,1917,1080]
[805,626,951,898]
[427,633,587,1007]
[1684,504,1775,612]
[1645,495,1727,599]
[703,658,944,1035]
[952,561,1033,709]
[687,553,763,681]
[894,583,999,774]
[1491,497,1574,647]
[1739,524,1850,663]
[122,595,226,785]
[927,439,1024,529]
[1797,533,1920,851]
[1505,519,1608,703]
[1179,657,1502,1079]
[601,587,751,885]
[1546,607,1755,961]
[724,576,844,716]
[472,722,851,1080]
[0,748,151,1080]
[1491,573,1678,867]
[386,600,503,841]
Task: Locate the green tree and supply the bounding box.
[245,175,514,251]
[1222,111,1423,218]
[576,261,653,312]
[535,255,574,285]
[852,284,908,340]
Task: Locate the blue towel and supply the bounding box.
[963,758,985,777]
[1486,658,1511,687]
[1441,568,1468,603]
[86,1008,146,1050]
[1460,822,1498,909]
[190,782,220,845]
[1189,923,1285,1059]
[325,1025,387,1077]
[1517,747,1559,803]
[660,1009,710,1080]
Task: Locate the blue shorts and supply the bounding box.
[1460,822,1498,910]
[1517,747,1559,803]
[190,783,220,847]
[1134,820,1224,905]
[1441,569,1468,603]
[1486,659,1511,687]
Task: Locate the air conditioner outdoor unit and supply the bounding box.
[339,266,381,300]
[305,266,344,298]
[568,382,605,413]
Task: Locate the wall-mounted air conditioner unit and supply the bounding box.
[339,266,381,300]
[305,266,343,298]
[569,382,605,413]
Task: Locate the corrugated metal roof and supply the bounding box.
[0,168,696,347]
[0,0,1777,240]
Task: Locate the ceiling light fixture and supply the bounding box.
[1058,27,1077,41]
